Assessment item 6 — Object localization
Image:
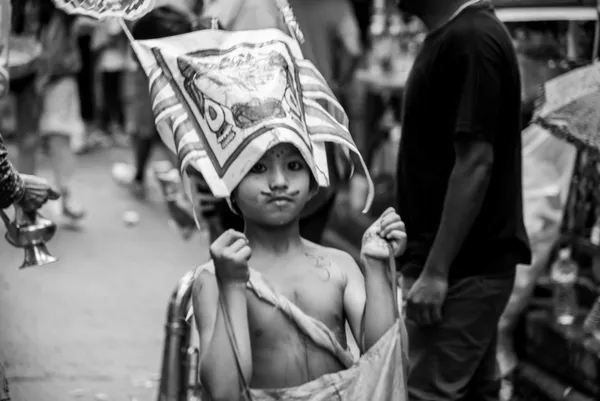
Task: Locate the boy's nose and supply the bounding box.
[268,167,288,190]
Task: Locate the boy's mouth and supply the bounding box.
[268,195,294,203]
[266,194,297,207]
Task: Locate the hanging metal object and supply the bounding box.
[50,0,160,20]
[1,206,58,269]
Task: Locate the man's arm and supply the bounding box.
[0,134,25,209]
[421,42,501,279]
[193,269,252,401]
[341,252,396,352]
[421,140,493,278]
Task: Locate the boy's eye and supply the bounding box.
[288,160,305,171]
[250,163,267,174]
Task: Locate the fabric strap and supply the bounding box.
[218,293,254,401]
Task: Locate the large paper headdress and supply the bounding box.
[132,27,374,212]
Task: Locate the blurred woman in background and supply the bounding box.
[36,0,86,225]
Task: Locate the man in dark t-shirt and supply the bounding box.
[396,0,531,399]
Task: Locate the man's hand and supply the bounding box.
[210,229,252,285]
[406,273,448,326]
[361,207,407,260]
[16,174,61,212]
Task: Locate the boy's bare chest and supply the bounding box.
[246,260,346,346]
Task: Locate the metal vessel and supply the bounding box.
[1,205,58,269]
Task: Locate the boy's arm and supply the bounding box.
[192,269,252,401]
[341,252,397,353]
[361,256,397,350]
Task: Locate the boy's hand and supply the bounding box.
[210,229,252,285]
[361,207,407,260]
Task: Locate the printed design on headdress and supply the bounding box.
[134,29,374,211]
[173,41,310,176]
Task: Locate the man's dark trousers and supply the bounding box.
[407,271,515,401]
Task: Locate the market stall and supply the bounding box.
[509,57,600,400]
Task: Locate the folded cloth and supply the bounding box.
[188,264,409,401]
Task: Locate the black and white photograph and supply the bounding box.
[0,0,599,400]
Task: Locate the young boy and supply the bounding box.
[191,142,408,400]
[133,19,407,399]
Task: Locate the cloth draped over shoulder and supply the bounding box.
[187,265,409,401]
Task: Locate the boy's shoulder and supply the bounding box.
[196,259,216,275]
[302,239,358,268]
[191,260,218,294]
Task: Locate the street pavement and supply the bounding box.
[0,147,208,401]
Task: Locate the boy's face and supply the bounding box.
[233,143,313,227]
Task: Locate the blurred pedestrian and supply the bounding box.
[37,0,86,224]
[1,0,59,212]
[114,2,197,198]
[290,0,362,96]
[395,0,531,400]
[9,0,43,175]
[74,16,99,153]
[291,0,362,239]
[92,18,128,145]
